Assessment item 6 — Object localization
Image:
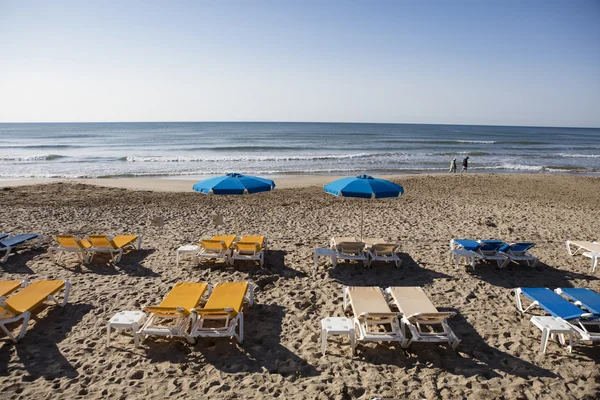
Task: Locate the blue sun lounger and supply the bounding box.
[0,234,42,263]
[515,287,600,344]
[498,242,539,267]
[0,234,8,241]
[555,288,600,315]
[450,239,508,267]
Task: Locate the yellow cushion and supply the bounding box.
[202,235,236,252]
[0,280,22,298]
[112,235,138,249]
[149,282,208,316]
[236,236,264,253]
[3,280,65,315]
[88,235,114,248]
[202,282,248,314]
[57,235,92,249]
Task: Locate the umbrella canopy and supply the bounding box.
[193,172,275,195]
[324,175,404,199]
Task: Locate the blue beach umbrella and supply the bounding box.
[324,175,404,239]
[193,172,275,195]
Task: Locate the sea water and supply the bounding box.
[0,122,598,178]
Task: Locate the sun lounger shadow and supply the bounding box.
[195,304,319,377]
[468,261,598,289]
[328,254,453,288]
[72,249,159,277]
[0,250,43,274]
[397,311,557,381]
[0,303,94,379]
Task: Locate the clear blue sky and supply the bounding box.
[1,1,599,127]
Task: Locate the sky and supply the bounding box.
[0,1,599,127]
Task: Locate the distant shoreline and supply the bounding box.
[1,172,599,192]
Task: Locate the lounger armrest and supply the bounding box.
[193,307,237,316]
[406,312,456,322]
[144,306,190,316]
[201,240,227,250]
[358,311,402,319]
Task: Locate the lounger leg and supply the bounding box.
[541,328,550,354]
[137,236,142,250]
[321,328,327,356]
[342,287,348,310]
[61,281,71,307]
[15,312,31,342]
[238,313,244,343]
[1,247,12,263]
[350,328,355,356]
[133,322,140,348]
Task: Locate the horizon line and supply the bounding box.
[0,120,598,130]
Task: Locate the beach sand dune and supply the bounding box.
[0,174,599,399]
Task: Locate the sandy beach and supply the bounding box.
[1,173,599,399]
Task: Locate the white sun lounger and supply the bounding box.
[343,286,406,347]
[363,238,401,267]
[565,241,600,273]
[187,281,253,344]
[331,237,367,267]
[386,286,460,349]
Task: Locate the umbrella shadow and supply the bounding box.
[467,261,599,289]
[0,303,94,379]
[328,253,454,288]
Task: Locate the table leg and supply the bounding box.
[106,323,112,347]
[314,253,318,269]
[133,323,139,348]
[350,329,355,356]
[541,328,550,354]
[321,328,327,356]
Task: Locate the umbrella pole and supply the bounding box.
[360,199,364,241]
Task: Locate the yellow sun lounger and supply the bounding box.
[197,235,237,265]
[137,282,210,346]
[231,236,267,267]
[0,280,71,343]
[49,235,93,264]
[86,234,142,263]
[0,280,26,298]
[187,281,254,344]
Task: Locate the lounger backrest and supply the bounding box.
[521,288,584,321]
[559,288,600,315]
[3,280,65,315]
[57,235,92,249]
[453,239,479,251]
[202,235,236,252]
[88,235,116,249]
[236,236,264,254]
[0,280,22,298]
[388,287,439,318]
[111,235,138,249]
[571,241,600,253]
[338,242,365,254]
[0,234,38,248]
[478,240,504,252]
[148,282,208,316]
[499,242,535,253]
[201,282,249,314]
[372,243,398,255]
[348,287,393,316]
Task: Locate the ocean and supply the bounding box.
[0,122,598,179]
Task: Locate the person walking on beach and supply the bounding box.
[461,156,469,173]
[449,158,457,173]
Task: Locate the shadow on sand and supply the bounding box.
[141,304,319,378]
[54,249,159,277]
[0,303,94,379]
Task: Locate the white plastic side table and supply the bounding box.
[529,316,573,354]
[314,248,336,269]
[450,249,476,267]
[176,244,199,265]
[321,317,355,356]
[107,310,146,348]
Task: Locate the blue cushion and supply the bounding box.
[521,288,584,321]
[0,234,38,248]
[559,288,600,315]
[478,240,505,252]
[502,242,535,253]
[0,234,8,241]
[454,239,479,251]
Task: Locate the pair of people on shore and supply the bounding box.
[449,156,469,173]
